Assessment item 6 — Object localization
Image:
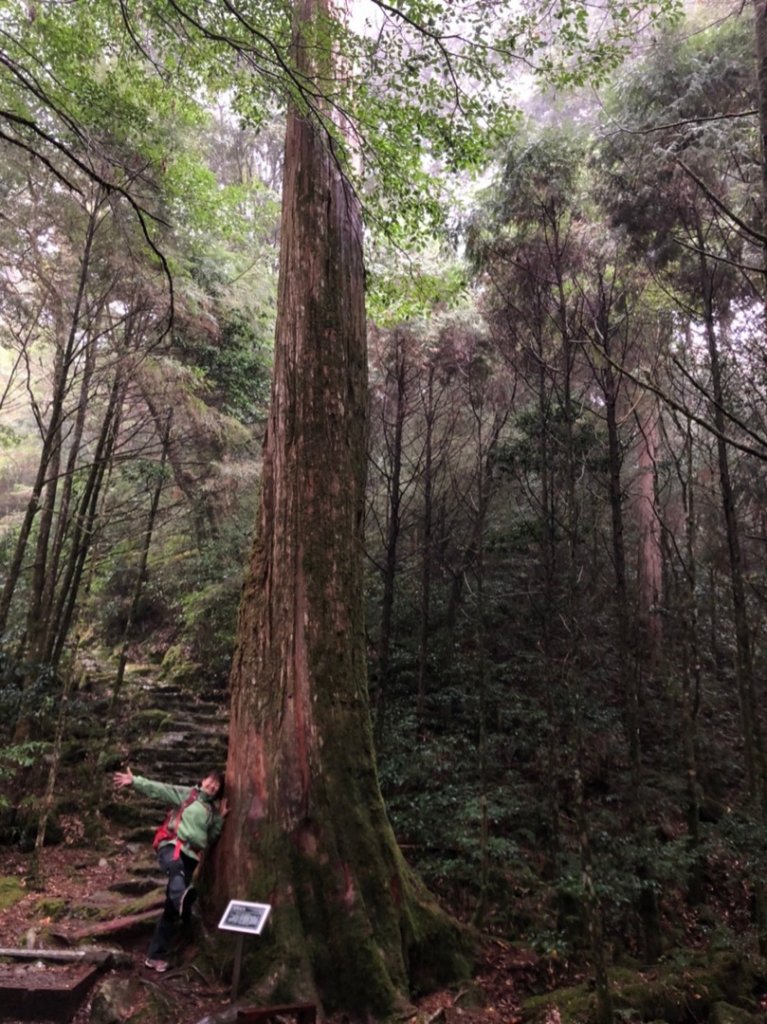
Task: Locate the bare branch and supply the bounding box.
[588,339,767,462]
[607,108,757,137]
[675,156,767,247]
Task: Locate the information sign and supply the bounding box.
[218,900,271,935]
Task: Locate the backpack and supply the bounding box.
[152,787,211,858]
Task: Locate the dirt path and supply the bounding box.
[0,670,528,1022]
[0,839,528,1023]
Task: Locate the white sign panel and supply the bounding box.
[218,900,272,935]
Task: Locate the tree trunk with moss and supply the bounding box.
[212,1,467,1015]
[753,0,767,273]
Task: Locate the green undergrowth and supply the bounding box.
[0,875,24,910]
[33,895,69,920]
[522,950,767,1023]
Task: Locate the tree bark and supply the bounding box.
[634,399,662,669]
[699,245,762,805]
[376,330,408,734]
[676,413,704,896]
[416,362,436,722]
[591,275,642,808]
[752,0,767,278]
[697,227,767,945]
[213,1,466,1013]
[574,766,613,1024]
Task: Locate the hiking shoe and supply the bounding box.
[144,958,169,973]
[180,885,197,924]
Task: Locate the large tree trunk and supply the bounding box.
[213,1,466,1014]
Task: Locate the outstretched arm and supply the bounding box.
[113,766,192,805]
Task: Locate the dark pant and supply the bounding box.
[147,845,197,959]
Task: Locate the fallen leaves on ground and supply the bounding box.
[0,837,532,1023]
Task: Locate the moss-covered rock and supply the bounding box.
[125,979,200,1023]
[522,950,767,1024]
[611,967,721,1023]
[90,977,144,1024]
[119,888,166,916]
[33,896,69,920]
[160,645,200,686]
[524,982,591,1023]
[709,1002,760,1024]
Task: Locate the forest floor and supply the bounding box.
[0,836,533,1024]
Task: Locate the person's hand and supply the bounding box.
[219,797,229,817]
[113,767,134,789]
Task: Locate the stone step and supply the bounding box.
[105,664,231,904]
[135,685,225,706]
[130,752,227,771]
[132,734,227,754]
[140,705,226,723]
[135,712,227,729]
[163,743,227,759]
[126,862,164,879]
[108,878,159,896]
[130,757,228,776]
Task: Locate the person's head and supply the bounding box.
[200,770,224,799]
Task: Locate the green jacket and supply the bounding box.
[132,775,224,860]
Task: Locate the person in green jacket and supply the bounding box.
[113,766,228,972]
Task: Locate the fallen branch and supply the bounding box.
[0,947,112,964]
[51,905,162,943]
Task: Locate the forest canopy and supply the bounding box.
[2,1,767,1022]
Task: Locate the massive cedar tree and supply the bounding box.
[211,0,466,1015]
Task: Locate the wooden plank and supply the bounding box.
[0,962,102,1020]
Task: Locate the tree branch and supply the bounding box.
[609,108,757,136]
[675,156,767,246]
[587,340,767,462]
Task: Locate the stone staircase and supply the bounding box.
[106,673,230,844]
[1,666,231,1022]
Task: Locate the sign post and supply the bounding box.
[217,900,272,1002]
